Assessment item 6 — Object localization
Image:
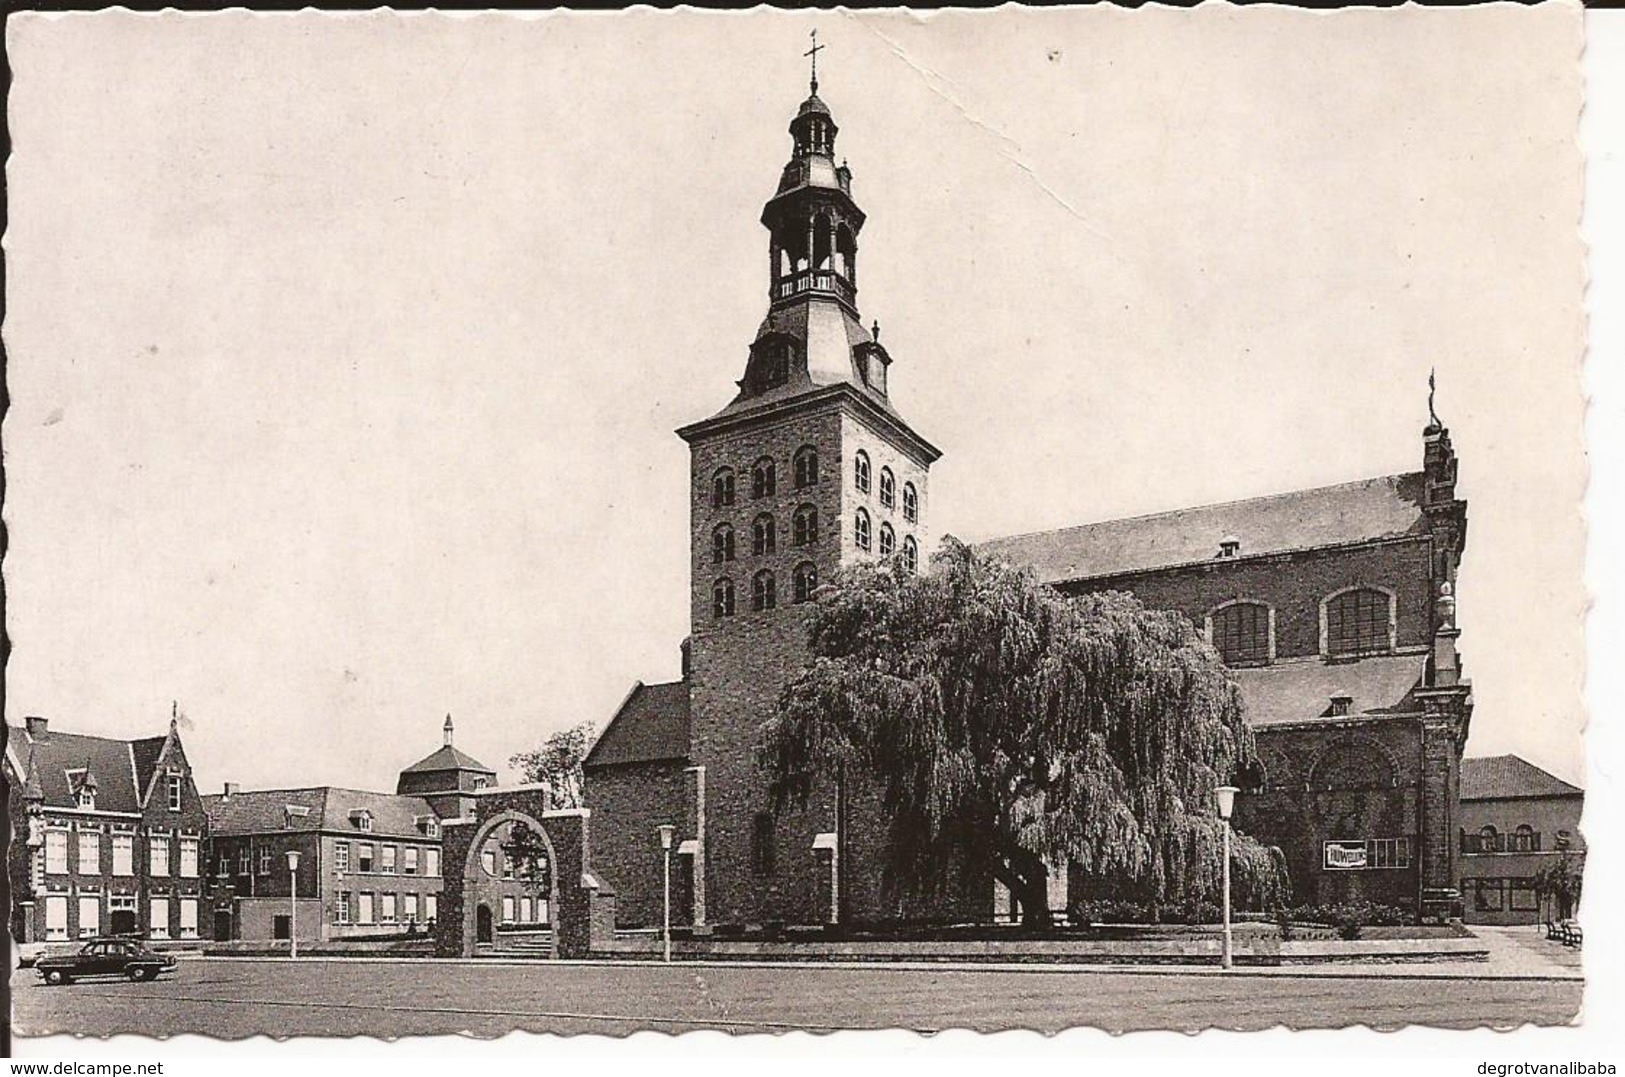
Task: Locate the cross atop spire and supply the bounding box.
[805,28,825,94]
[1426,367,1442,434]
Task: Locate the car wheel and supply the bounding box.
[128,966,152,982]
[45,970,67,986]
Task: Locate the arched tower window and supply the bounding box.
[794,446,819,489]
[712,578,735,619]
[836,222,858,283]
[1209,601,1272,667]
[879,467,896,509]
[753,570,777,612]
[1512,824,1537,852]
[793,504,819,546]
[1322,587,1395,656]
[879,522,895,558]
[902,482,918,523]
[752,457,776,500]
[712,524,735,564]
[753,514,777,556]
[793,561,819,604]
[1478,825,1500,853]
[712,467,735,509]
[902,535,918,574]
[854,451,871,494]
[854,508,871,552]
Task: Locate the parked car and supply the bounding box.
[35,937,177,985]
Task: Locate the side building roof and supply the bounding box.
[1461,755,1583,802]
[584,680,692,770]
[203,786,440,840]
[975,472,1429,585]
[6,722,151,813]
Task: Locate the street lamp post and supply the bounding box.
[285,850,302,960]
[657,824,675,963]
[1215,786,1239,970]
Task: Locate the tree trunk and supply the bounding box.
[993,847,1053,929]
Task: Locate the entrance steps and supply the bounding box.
[475,930,557,959]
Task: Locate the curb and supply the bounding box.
[185,953,1583,983]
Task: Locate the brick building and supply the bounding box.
[1457,754,1584,924]
[5,713,209,944]
[582,76,1474,929]
[981,424,1474,920]
[201,718,542,942]
[203,784,446,942]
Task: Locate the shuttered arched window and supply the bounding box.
[753,514,776,556]
[794,446,819,489]
[712,578,735,619]
[794,561,818,603]
[712,524,735,564]
[752,457,776,500]
[753,571,777,612]
[712,468,735,509]
[793,505,819,546]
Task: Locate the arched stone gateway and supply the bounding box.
[434,788,617,958]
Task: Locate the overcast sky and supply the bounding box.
[5,7,1585,793]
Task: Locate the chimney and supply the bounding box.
[223,782,239,799]
[443,713,455,747]
[24,716,48,740]
[680,637,693,680]
[1328,694,1353,718]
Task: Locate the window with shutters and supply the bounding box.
[794,446,819,488]
[793,504,819,546]
[713,578,735,619]
[753,570,777,612]
[794,562,819,604]
[712,524,735,564]
[712,468,735,509]
[753,514,777,556]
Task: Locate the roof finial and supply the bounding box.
[443,713,455,747]
[1425,367,1442,434]
[805,28,825,95]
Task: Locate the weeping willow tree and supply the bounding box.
[760,537,1289,926]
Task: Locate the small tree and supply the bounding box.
[500,821,555,897]
[1534,850,1583,922]
[761,538,1289,926]
[509,721,597,810]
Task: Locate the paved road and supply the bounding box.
[12,957,1583,1039]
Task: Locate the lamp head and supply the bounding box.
[1215,786,1239,821]
[657,824,675,850]
[286,849,302,872]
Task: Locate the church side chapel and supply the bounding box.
[582,43,1473,934]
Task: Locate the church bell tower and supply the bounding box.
[675,46,942,928]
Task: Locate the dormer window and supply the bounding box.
[77,788,95,810]
[759,340,791,388]
[351,809,374,832]
[283,804,310,829]
[1218,536,1241,559]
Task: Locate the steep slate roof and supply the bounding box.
[129,735,170,803]
[5,723,146,813]
[203,787,439,839]
[1230,654,1428,727]
[584,681,691,769]
[1461,755,1584,802]
[399,744,495,777]
[977,473,1429,585]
